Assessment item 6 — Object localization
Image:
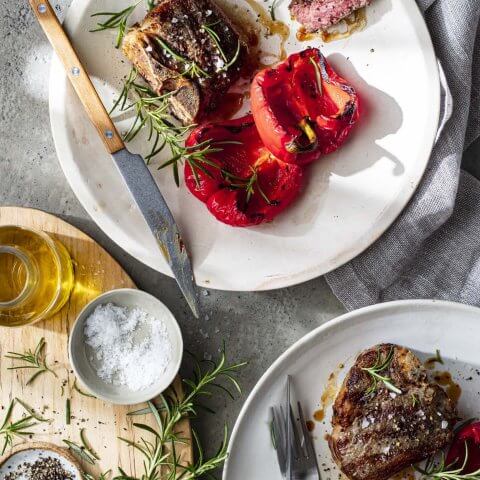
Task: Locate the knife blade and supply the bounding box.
[113,149,200,318]
[29,0,200,318]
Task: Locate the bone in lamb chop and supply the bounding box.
[122,0,247,125]
[289,0,371,33]
[329,344,457,480]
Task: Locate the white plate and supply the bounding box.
[223,300,480,479]
[49,0,439,290]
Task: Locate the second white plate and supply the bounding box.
[223,300,480,479]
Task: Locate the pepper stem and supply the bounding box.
[285,117,318,154]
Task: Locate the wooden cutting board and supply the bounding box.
[0,206,192,477]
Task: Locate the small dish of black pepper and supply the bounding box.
[0,444,82,480]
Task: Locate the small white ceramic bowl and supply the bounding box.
[69,288,183,405]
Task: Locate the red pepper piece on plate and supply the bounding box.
[251,48,359,165]
[446,422,480,474]
[184,115,303,227]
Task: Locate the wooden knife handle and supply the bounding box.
[29,0,125,154]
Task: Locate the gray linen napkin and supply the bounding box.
[325,0,480,310]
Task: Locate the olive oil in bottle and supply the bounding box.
[0,226,74,327]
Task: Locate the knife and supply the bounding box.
[29,0,200,318]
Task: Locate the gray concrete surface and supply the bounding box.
[4,0,480,473]
[0,0,346,469]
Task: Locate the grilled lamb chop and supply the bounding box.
[290,0,371,33]
[329,344,457,480]
[122,0,247,124]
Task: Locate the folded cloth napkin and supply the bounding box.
[326,0,480,310]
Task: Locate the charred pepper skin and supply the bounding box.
[184,115,304,227]
[251,48,360,165]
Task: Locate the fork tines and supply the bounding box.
[271,376,320,479]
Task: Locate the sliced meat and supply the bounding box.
[290,0,371,32]
[122,0,247,124]
[329,344,457,480]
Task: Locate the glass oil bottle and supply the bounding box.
[0,225,74,327]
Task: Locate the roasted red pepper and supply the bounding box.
[251,48,359,165]
[446,422,480,473]
[184,115,303,227]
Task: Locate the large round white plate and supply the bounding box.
[49,0,439,290]
[223,300,480,479]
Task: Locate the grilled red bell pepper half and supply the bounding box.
[446,422,480,474]
[251,48,359,165]
[184,115,303,227]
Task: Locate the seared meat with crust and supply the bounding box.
[329,344,457,480]
[122,0,247,124]
[290,0,371,32]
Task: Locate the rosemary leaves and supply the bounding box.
[110,68,193,175]
[63,435,98,466]
[73,379,96,398]
[0,398,49,455]
[415,443,480,480]
[6,337,57,386]
[269,0,282,21]
[93,0,244,168]
[116,347,247,480]
[361,347,402,395]
[90,1,142,48]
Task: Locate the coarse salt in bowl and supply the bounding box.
[69,289,183,405]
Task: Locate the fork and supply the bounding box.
[271,376,321,479]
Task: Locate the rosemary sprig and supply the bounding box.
[112,68,247,188]
[415,442,480,480]
[90,1,141,48]
[117,347,247,480]
[221,40,242,72]
[6,337,57,386]
[73,379,97,399]
[425,348,445,369]
[361,347,402,395]
[14,398,52,423]
[159,142,273,205]
[81,427,100,461]
[63,439,98,465]
[158,139,243,188]
[180,426,229,479]
[201,22,242,72]
[434,349,444,365]
[104,14,240,166]
[0,399,48,455]
[66,398,71,425]
[226,166,274,205]
[84,471,112,480]
[154,37,210,79]
[202,21,227,62]
[269,0,281,21]
[110,68,192,175]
